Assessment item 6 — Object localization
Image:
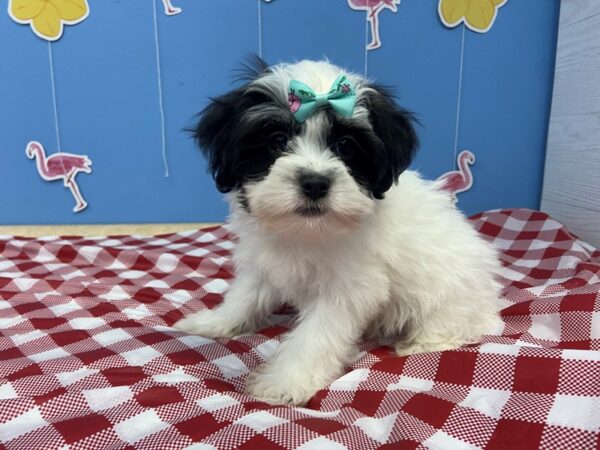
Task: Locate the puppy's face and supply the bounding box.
[193,59,418,237]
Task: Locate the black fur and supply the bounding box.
[359,85,419,198]
[232,54,270,84]
[237,186,251,213]
[193,87,295,193]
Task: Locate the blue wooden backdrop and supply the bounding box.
[0,0,560,224]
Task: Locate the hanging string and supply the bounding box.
[152,0,169,177]
[452,24,466,170]
[47,42,62,154]
[257,0,263,58]
[47,41,69,176]
[363,14,369,77]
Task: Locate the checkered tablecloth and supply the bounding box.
[1,209,599,450]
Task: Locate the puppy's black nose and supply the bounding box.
[299,173,331,201]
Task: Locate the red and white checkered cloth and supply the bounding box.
[1,209,599,450]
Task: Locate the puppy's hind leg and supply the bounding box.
[395,329,468,356]
[394,304,500,356]
[174,270,279,338]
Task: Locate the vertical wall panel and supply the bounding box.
[542,0,600,247]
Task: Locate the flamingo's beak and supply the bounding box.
[25,146,33,159]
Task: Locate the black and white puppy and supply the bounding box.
[175,58,502,405]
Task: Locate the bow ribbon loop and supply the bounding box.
[288,75,356,122]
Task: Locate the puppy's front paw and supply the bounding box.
[244,364,315,406]
[173,309,239,338]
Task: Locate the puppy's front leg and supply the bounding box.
[174,270,278,338]
[245,274,388,405]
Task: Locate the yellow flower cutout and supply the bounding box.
[8,0,89,41]
[438,0,507,33]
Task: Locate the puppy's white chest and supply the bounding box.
[256,245,332,299]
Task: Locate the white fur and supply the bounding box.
[175,61,503,406]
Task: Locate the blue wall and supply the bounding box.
[0,0,560,224]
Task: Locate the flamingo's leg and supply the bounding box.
[65,178,88,212]
[367,11,382,50]
[162,0,182,15]
[60,169,76,187]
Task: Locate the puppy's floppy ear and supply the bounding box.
[191,54,271,193]
[364,85,419,199]
[192,88,245,193]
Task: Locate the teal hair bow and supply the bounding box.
[288,74,356,122]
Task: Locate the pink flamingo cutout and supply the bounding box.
[162,0,182,15]
[347,0,401,50]
[437,150,475,203]
[26,141,92,213]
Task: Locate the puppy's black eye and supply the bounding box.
[334,136,357,157]
[269,132,289,151]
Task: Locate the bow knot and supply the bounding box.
[288,75,356,122]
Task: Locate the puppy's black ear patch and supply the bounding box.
[192,88,246,193]
[190,56,280,193]
[191,85,283,193]
[364,85,419,198]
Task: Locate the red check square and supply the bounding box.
[402,393,455,429]
[513,356,561,394]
